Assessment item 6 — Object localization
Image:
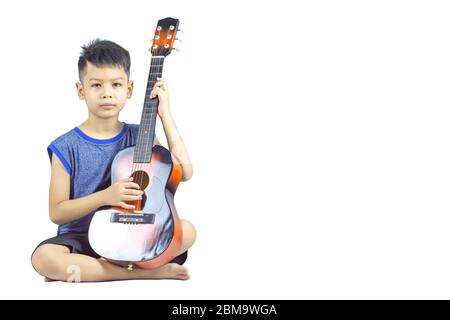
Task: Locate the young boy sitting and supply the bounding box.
[31,39,196,282]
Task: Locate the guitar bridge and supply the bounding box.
[110,212,155,224]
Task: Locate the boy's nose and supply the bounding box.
[102,93,113,99]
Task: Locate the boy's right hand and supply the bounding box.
[102,177,144,209]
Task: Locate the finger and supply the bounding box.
[123,195,142,201]
[124,182,141,189]
[153,81,167,89]
[119,202,135,209]
[119,177,134,182]
[124,189,144,195]
[150,88,161,98]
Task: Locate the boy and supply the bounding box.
[31,39,196,282]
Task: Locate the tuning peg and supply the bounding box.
[175,37,183,43]
[177,29,184,35]
[172,47,180,52]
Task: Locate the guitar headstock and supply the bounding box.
[149,17,181,57]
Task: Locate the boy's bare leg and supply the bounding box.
[33,219,196,282]
[32,244,189,282]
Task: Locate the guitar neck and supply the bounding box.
[133,56,165,163]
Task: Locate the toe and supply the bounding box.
[161,263,190,280]
[178,266,189,275]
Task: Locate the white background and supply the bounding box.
[0,0,450,299]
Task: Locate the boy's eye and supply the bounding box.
[113,83,122,87]
[91,84,101,88]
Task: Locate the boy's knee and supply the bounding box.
[181,219,197,248]
[31,244,68,279]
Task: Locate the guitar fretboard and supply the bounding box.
[133,56,165,163]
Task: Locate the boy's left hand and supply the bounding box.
[150,77,171,118]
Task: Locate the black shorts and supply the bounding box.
[32,232,188,265]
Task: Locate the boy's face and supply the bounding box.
[76,62,133,119]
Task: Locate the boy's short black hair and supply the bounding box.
[78,38,131,81]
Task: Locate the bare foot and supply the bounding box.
[147,263,190,280]
[44,263,190,281]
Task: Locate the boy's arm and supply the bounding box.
[151,78,193,182]
[49,153,107,225]
[158,111,194,181]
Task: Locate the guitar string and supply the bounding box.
[132,36,165,210]
[134,54,154,209]
[134,45,152,204]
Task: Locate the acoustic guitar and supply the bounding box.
[88,17,183,270]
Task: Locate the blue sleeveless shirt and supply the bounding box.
[47,122,143,235]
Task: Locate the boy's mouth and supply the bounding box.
[100,103,116,109]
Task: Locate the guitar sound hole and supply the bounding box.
[130,170,150,190]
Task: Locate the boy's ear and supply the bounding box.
[76,82,85,100]
[127,80,134,99]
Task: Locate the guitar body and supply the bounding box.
[88,144,183,269]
